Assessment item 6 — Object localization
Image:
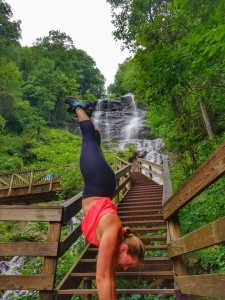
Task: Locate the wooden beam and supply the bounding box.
[58,288,175,295]
[113,175,132,198]
[139,165,163,179]
[168,216,225,257]
[163,141,225,220]
[138,158,163,170]
[0,275,54,290]
[61,192,82,225]
[59,224,82,256]
[162,159,173,205]
[115,164,131,180]
[176,274,225,297]
[0,206,62,221]
[42,222,62,294]
[0,242,58,256]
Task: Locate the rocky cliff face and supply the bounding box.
[73,93,163,165]
[93,94,152,142]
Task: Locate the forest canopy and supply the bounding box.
[108,0,225,174]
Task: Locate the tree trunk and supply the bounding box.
[199,97,215,140]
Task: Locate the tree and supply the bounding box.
[0,0,21,54]
[107,0,225,167]
[22,57,79,126]
[33,30,105,98]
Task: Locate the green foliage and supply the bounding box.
[108,0,225,169]
[0,60,22,96]
[116,144,138,162]
[0,0,21,54]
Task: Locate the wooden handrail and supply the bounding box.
[0,168,61,201]
[137,158,163,181]
[138,158,163,171]
[162,159,173,205]
[0,205,62,294]
[162,140,225,298]
[163,140,225,220]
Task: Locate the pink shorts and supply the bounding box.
[81,197,117,246]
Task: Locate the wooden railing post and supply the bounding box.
[167,215,192,300]
[83,278,92,300]
[8,173,14,196]
[40,221,62,300]
[163,158,191,299]
[148,164,152,179]
[162,159,173,205]
[28,170,34,194]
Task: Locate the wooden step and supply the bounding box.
[79,257,173,272]
[69,271,173,279]
[122,197,162,202]
[80,256,172,264]
[131,227,167,233]
[88,245,168,252]
[118,209,163,214]
[140,235,167,242]
[58,288,176,295]
[119,215,164,221]
[121,220,167,226]
[118,205,162,210]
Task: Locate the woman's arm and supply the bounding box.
[96,214,121,300]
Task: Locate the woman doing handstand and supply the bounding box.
[65,97,145,300]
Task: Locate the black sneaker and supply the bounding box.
[85,102,95,117]
[65,96,87,113]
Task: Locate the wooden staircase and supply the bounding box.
[57,172,175,299]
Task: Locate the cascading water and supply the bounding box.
[91,93,164,183]
[0,257,35,300]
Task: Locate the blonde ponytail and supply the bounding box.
[123,227,145,261]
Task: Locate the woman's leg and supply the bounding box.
[75,108,116,199]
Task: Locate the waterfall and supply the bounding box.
[0,257,37,300]
[91,93,164,183]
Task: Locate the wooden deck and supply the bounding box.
[0,168,61,204]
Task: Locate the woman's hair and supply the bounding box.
[123,226,145,261]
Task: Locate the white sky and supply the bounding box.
[6,0,131,87]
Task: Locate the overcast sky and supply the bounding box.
[6,0,131,87]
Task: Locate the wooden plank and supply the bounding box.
[167,215,190,298]
[138,158,163,170]
[0,177,10,187]
[168,216,225,257]
[61,192,82,225]
[176,274,225,297]
[115,157,130,166]
[56,244,92,290]
[115,164,131,180]
[162,159,173,205]
[59,224,82,256]
[14,173,30,184]
[70,271,173,278]
[139,165,163,179]
[0,275,54,290]
[42,222,61,286]
[0,168,46,176]
[113,176,131,198]
[0,242,58,256]
[0,206,62,221]
[58,288,175,295]
[163,141,225,220]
